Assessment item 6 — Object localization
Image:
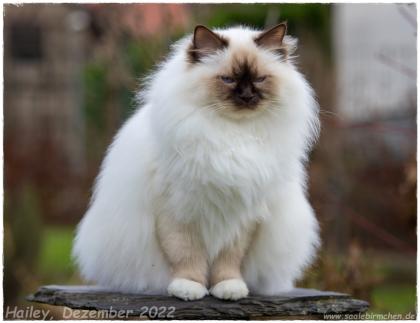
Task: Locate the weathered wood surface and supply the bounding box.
[27,285,369,320]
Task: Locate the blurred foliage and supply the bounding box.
[123,40,162,78]
[38,226,75,281]
[200,4,329,30]
[4,185,42,303]
[83,62,107,132]
[301,243,416,316]
[193,4,331,56]
[371,285,416,314]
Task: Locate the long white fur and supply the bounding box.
[73,26,320,295]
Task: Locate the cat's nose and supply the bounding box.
[239,93,256,103]
[235,85,259,106]
[238,93,259,105]
[237,87,255,102]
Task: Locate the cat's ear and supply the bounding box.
[255,23,287,48]
[255,22,295,57]
[188,25,227,62]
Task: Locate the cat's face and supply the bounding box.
[187,24,294,119]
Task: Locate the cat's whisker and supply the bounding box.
[172,105,207,128]
[265,109,283,118]
[179,103,222,122]
[265,100,342,119]
[319,109,341,119]
[264,99,284,105]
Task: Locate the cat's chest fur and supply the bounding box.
[153,125,280,257]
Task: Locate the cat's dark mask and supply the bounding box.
[187,24,292,112]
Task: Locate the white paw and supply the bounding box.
[167,278,208,301]
[210,278,249,300]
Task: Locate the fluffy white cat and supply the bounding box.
[73,23,320,301]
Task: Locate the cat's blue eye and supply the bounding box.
[255,76,267,83]
[220,76,235,84]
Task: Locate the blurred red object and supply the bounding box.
[84,4,190,38]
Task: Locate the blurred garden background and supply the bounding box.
[4,3,416,319]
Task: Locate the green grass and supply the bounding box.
[38,226,76,281]
[370,284,416,315]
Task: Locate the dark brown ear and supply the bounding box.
[189,25,227,62]
[255,23,287,50]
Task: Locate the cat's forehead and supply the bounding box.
[211,27,269,70]
[228,51,258,75]
[215,29,269,75]
[216,27,260,47]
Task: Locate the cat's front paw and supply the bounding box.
[210,278,249,300]
[168,278,208,301]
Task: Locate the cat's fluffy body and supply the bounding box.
[73,26,320,295]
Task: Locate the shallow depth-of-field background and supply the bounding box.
[4,3,416,319]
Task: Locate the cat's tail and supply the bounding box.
[72,107,171,294]
[73,203,170,294]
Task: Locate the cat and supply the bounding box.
[73,23,320,301]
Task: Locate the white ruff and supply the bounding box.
[73,26,320,295]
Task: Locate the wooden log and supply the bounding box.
[27,285,369,320]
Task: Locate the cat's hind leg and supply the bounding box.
[242,185,320,295]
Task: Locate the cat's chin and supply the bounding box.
[216,105,266,121]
